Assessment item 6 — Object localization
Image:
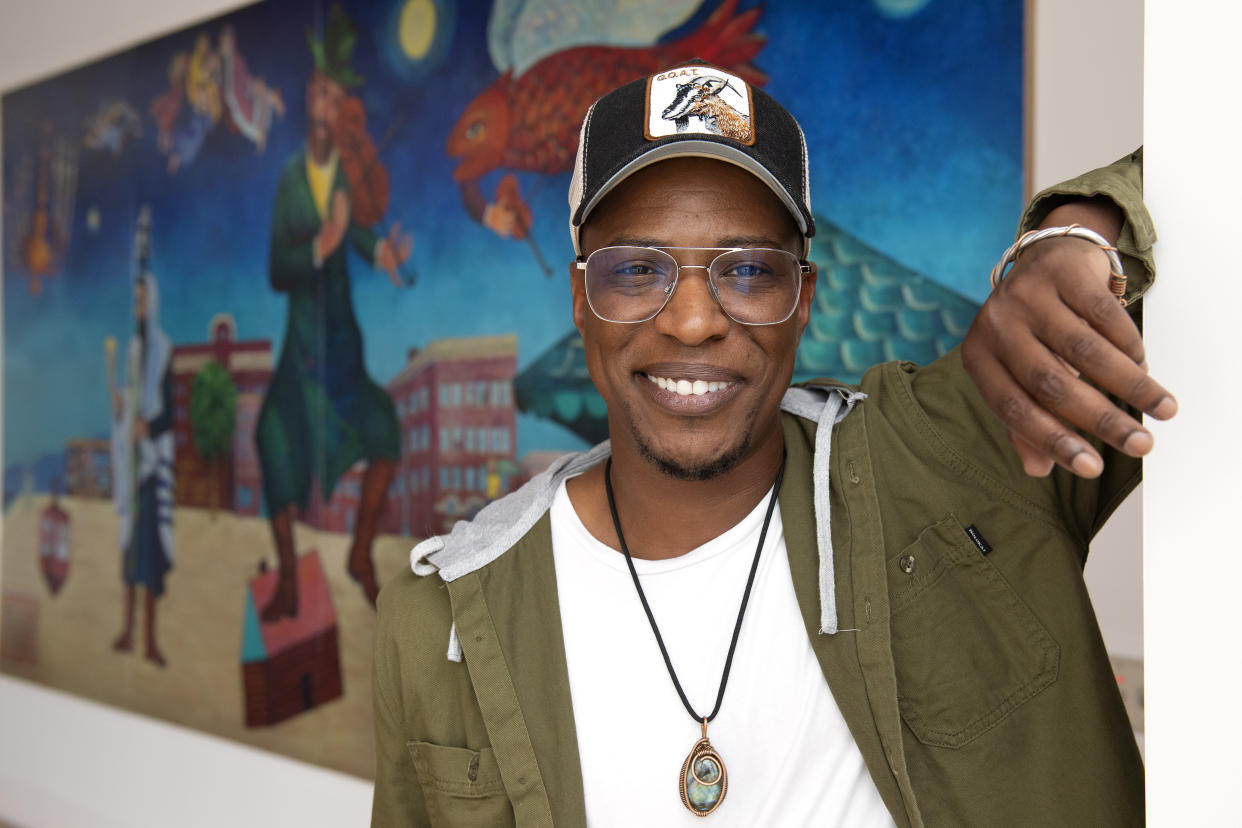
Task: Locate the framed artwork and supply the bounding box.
[0,0,1022,777]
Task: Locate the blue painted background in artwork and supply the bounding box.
[2,0,1020,475]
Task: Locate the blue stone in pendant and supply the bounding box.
[680,738,727,816]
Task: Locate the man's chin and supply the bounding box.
[631,429,751,482]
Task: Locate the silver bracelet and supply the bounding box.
[989,224,1128,305]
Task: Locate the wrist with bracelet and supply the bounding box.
[989,224,1127,306]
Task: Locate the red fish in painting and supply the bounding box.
[447,0,766,240]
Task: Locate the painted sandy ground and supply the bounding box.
[0,494,416,779]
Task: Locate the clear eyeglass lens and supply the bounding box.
[584,247,677,323]
[709,249,800,324]
[584,246,800,324]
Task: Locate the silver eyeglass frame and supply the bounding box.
[575,245,811,326]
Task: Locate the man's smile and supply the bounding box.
[635,364,745,415]
[645,374,735,396]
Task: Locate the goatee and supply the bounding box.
[626,405,753,482]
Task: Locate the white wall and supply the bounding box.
[1143,0,1242,821]
[0,0,1151,824]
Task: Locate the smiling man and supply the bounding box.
[371,65,1174,827]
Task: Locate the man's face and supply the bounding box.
[307,70,345,146]
[572,157,816,480]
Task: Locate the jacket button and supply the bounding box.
[468,755,479,781]
[898,555,916,574]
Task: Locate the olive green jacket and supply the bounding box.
[372,151,1153,827]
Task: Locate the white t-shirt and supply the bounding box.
[550,480,895,827]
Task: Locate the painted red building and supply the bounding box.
[171,313,272,512]
[385,334,518,538]
[241,550,342,726]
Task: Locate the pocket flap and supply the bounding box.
[406,740,505,797]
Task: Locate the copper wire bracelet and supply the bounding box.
[989,224,1128,306]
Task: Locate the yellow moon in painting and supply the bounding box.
[399,0,436,60]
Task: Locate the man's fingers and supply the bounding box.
[997,329,1154,459]
[1034,304,1177,420]
[1008,430,1055,478]
[965,347,1104,477]
[1016,236,1146,365]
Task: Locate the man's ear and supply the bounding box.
[794,261,817,344]
[570,260,588,337]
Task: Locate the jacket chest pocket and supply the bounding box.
[886,515,1060,749]
[407,741,516,828]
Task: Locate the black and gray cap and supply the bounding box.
[568,62,815,256]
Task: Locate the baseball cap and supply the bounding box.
[568,61,815,257]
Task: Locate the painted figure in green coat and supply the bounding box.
[256,5,411,621]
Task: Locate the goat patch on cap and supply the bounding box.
[645,67,755,145]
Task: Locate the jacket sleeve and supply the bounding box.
[907,150,1152,554]
[1031,150,1149,542]
[371,588,430,827]
[348,221,380,267]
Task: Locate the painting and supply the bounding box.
[0,0,1022,777]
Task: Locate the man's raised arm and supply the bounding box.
[961,149,1178,478]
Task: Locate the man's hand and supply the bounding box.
[131,416,148,443]
[377,221,413,286]
[961,201,1177,478]
[316,189,351,262]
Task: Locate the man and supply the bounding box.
[109,211,175,667]
[372,67,1173,826]
[257,4,412,620]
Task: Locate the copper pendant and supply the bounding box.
[680,720,728,817]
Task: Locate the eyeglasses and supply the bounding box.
[576,246,810,326]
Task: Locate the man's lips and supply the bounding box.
[635,365,744,414]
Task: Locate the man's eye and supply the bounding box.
[724,263,769,279]
[717,262,783,297]
[614,262,658,278]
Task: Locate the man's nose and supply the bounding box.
[653,265,731,345]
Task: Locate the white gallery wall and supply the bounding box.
[1143,0,1241,822]
[2,0,1220,824]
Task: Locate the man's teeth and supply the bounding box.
[647,375,733,396]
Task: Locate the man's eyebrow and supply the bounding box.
[716,235,786,248]
[602,236,667,247]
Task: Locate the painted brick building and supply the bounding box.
[385,334,518,538]
[171,313,272,512]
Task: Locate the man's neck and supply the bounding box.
[566,428,785,561]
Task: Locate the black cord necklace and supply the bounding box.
[604,455,786,818]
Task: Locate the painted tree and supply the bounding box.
[190,360,237,517]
